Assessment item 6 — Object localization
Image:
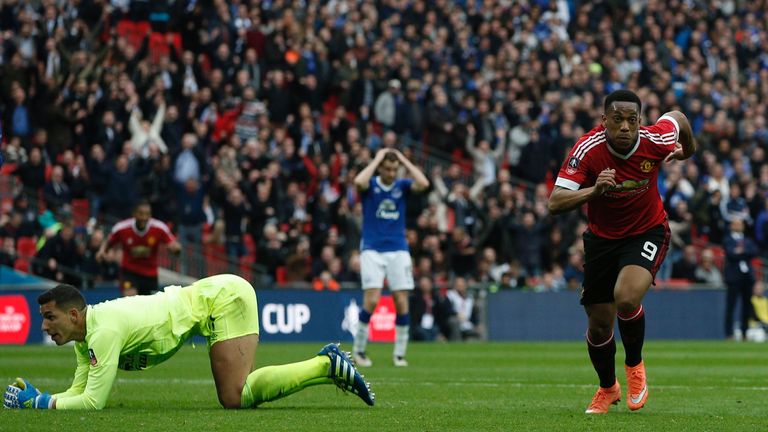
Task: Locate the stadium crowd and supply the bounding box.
[0,0,767,330]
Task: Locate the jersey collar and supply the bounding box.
[606,133,640,160]
[375,176,396,191]
[132,219,150,235]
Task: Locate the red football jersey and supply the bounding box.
[107,218,176,277]
[555,115,679,239]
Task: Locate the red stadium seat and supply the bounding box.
[275,266,287,284]
[16,237,36,258]
[243,235,256,257]
[13,258,29,273]
[0,162,17,175]
[71,199,90,227]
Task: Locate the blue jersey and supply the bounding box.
[360,176,412,252]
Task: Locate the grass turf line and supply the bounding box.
[0,341,765,431]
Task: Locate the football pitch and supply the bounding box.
[1,341,765,431]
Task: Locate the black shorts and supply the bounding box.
[580,224,670,305]
[120,270,159,296]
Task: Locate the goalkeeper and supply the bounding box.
[3,274,374,410]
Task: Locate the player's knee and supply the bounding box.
[587,326,613,343]
[217,383,245,409]
[218,392,243,409]
[615,299,639,315]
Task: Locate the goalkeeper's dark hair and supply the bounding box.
[604,89,642,114]
[38,284,86,311]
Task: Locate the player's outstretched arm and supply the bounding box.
[392,149,430,192]
[548,169,616,215]
[662,111,697,162]
[353,148,388,192]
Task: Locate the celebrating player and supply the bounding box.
[352,148,429,367]
[548,90,696,413]
[96,201,182,296]
[3,274,374,410]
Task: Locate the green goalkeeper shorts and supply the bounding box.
[186,274,260,347]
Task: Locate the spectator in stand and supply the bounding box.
[465,124,506,187]
[374,79,402,132]
[176,177,208,254]
[34,220,83,287]
[723,218,758,340]
[409,276,455,342]
[43,165,72,210]
[694,248,724,288]
[103,154,141,219]
[0,238,17,268]
[80,227,119,288]
[671,245,699,282]
[446,276,480,341]
[221,186,249,263]
[257,223,286,283]
[96,201,181,296]
[510,211,547,278]
[12,147,46,194]
[0,210,38,240]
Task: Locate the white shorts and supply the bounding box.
[360,250,415,290]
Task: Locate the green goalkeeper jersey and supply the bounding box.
[54,284,214,409]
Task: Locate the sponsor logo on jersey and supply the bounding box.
[607,178,649,192]
[566,156,580,175]
[376,199,400,220]
[88,348,98,366]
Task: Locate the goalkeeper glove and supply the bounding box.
[3,378,53,409]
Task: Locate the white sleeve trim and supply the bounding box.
[555,177,580,190]
[658,114,680,142]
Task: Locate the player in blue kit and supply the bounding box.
[352,149,430,367]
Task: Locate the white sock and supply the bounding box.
[394,325,409,358]
[354,322,369,354]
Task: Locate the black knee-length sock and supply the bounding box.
[618,305,645,367]
[587,331,616,388]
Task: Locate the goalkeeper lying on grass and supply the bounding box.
[3,274,374,410]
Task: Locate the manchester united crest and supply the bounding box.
[639,159,654,173]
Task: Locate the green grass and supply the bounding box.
[1,341,766,431]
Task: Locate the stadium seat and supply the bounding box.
[13,258,29,273]
[243,235,256,257]
[71,199,90,227]
[0,162,17,175]
[275,266,287,284]
[16,237,36,258]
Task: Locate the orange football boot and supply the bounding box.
[585,380,621,414]
[625,360,648,411]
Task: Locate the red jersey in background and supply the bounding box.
[107,218,176,277]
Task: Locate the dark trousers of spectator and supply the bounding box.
[178,223,203,276]
[226,236,245,273]
[410,325,439,341]
[725,277,754,338]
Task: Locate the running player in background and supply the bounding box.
[3,275,374,410]
[548,89,696,413]
[352,149,429,367]
[96,201,181,296]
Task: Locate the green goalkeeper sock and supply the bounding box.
[240,355,332,407]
